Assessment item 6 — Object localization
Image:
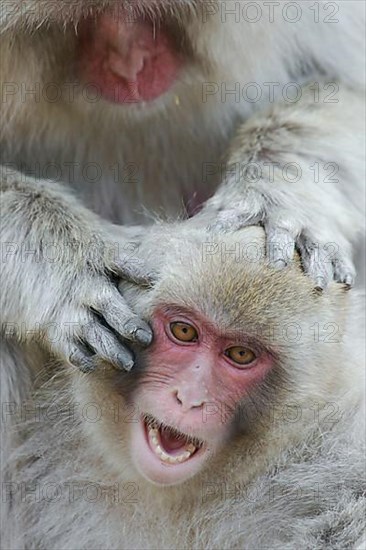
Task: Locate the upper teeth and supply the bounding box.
[147,426,197,465]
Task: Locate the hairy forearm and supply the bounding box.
[209,84,364,239]
[199,84,365,289]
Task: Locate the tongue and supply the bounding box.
[77,10,182,104]
[160,428,188,453]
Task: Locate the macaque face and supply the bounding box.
[105,228,341,489]
[129,305,274,486]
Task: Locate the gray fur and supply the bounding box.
[1,1,364,371]
[2,226,365,549]
[0,1,365,547]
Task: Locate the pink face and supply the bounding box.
[129,306,274,485]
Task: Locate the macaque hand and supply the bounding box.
[46,230,156,373]
[200,189,355,291]
[4,226,155,374]
[58,236,155,373]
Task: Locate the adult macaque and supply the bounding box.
[0,0,365,378]
[2,226,365,549]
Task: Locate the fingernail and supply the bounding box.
[114,353,134,371]
[135,328,153,346]
[314,276,326,291]
[272,258,287,270]
[123,359,134,372]
[344,275,354,288]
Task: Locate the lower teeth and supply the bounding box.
[147,426,197,464]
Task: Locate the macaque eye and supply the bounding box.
[224,346,256,366]
[169,322,198,342]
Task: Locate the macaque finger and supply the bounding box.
[111,253,157,287]
[82,320,135,371]
[92,285,153,347]
[298,236,334,291]
[67,345,99,374]
[332,256,356,289]
[265,224,295,269]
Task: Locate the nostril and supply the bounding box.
[174,390,183,406]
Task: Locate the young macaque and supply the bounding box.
[2,225,364,549]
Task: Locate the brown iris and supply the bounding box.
[170,322,198,342]
[225,346,256,366]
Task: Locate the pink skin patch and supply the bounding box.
[76,8,183,104]
[129,306,273,485]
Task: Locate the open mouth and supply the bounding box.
[145,415,203,464]
[130,414,209,485]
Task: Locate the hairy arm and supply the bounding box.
[199,85,365,289]
[0,168,153,372]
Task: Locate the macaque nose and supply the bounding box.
[174,389,206,410]
[173,367,208,411]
